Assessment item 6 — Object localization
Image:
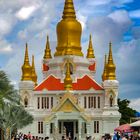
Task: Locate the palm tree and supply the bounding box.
[0,70,33,140]
[0,104,33,140]
[0,71,19,108]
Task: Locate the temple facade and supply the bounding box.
[19,0,121,139]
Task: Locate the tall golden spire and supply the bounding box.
[87,34,95,58]
[102,54,108,81]
[106,42,116,80]
[31,55,38,86]
[43,35,52,59]
[64,60,73,90]
[54,0,83,56]
[21,43,32,81]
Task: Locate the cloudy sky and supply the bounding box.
[0,0,140,111]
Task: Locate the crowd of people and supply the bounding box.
[12,132,49,140]
[11,132,140,140]
[101,132,140,140]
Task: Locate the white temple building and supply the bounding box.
[19,0,121,139]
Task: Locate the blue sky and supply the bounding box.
[0,0,140,111]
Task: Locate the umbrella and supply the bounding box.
[115,124,134,133]
[130,120,140,127]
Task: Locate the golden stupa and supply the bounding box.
[54,0,83,56]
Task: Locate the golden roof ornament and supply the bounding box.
[54,0,83,56]
[63,0,76,19]
[102,54,108,81]
[31,55,38,86]
[64,60,73,91]
[86,34,95,58]
[106,42,116,80]
[43,35,52,59]
[21,43,32,81]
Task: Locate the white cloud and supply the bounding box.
[86,10,132,53]
[18,29,28,40]
[108,10,131,26]
[0,18,11,35]
[0,15,16,37]
[16,5,38,20]
[130,98,140,112]
[77,12,87,30]
[0,39,13,54]
[129,9,140,18]
[86,0,111,6]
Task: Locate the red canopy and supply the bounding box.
[115,124,134,133]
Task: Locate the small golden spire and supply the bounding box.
[62,0,76,19]
[106,42,116,80]
[31,55,38,86]
[87,34,95,58]
[64,60,73,90]
[21,43,32,81]
[102,54,108,81]
[44,35,52,59]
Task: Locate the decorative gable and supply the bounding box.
[35,75,103,91]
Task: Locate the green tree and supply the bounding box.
[118,98,136,125]
[0,71,19,108]
[0,104,33,140]
[0,70,33,140]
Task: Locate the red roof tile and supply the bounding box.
[35,75,103,91]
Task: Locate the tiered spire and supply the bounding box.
[106,42,116,80]
[87,34,95,58]
[102,54,108,81]
[31,55,37,86]
[21,43,32,81]
[43,35,52,59]
[62,0,76,19]
[64,60,73,91]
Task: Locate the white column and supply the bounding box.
[45,123,50,138]
[87,123,91,137]
[78,120,82,139]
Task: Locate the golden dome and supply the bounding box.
[54,0,83,56]
[21,43,32,81]
[106,42,116,80]
[86,34,95,58]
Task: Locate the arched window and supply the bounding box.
[109,95,113,107]
[24,96,28,107]
[69,63,73,74]
[64,63,73,75]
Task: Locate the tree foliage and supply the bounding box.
[0,71,19,107]
[0,104,33,140]
[118,98,137,125]
[0,70,33,140]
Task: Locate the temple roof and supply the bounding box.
[35,75,103,91]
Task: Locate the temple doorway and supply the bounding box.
[64,122,74,139]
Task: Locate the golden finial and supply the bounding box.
[102,54,108,81]
[21,43,32,81]
[106,42,116,80]
[31,55,38,86]
[62,0,76,19]
[87,34,95,58]
[44,35,52,59]
[64,60,73,91]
